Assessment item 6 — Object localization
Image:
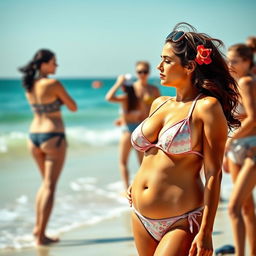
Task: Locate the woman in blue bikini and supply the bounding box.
[19,49,77,245]
[127,23,240,256]
[106,61,160,190]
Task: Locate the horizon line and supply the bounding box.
[0,76,161,80]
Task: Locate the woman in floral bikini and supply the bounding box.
[127,22,240,256]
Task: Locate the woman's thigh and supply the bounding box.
[229,157,256,207]
[154,228,195,256]
[131,212,158,256]
[227,157,241,182]
[40,137,67,185]
[119,131,132,163]
[28,139,45,176]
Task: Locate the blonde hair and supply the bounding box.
[136,61,150,72]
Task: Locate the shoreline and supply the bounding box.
[1,201,241,256]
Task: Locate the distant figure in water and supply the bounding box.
[105,61,160,191]
[91,80,103,89]
[19,49,77,245]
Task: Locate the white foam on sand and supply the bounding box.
[0,178,129,250]
[0,126,122,154]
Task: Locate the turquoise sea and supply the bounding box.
[0,78,233,250]
[0,78,171,249]
[0,78,173,148]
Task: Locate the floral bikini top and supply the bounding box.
[131,94,203,157]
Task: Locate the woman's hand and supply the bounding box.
[189,232,213,256]
[114,117,124,126]
[105,75,126,102]
[126,184,132,207]
[116,74,126,86]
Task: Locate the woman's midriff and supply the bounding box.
[29,112,65,133]
[123,110,143,123]
[132,150,204,219]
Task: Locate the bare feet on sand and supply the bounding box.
[33,229,59,246]
[36,236,59,246]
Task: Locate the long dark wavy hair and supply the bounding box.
[165,22,240,130]
[123,85,139,112]
[19,49,55,92]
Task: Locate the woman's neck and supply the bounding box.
[175,87,200,102]
[136,79,148,87]
[38,72,48,79]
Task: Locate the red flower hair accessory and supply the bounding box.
[195,45,212,65]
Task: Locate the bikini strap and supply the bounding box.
[187,93,202,118]
[148,97,172,117]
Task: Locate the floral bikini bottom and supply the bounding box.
[133,206,204,241]
[227,135,256,165]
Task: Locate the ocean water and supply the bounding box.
[0,78,167,250]
[0,78,171,151]
[0,78,233,250]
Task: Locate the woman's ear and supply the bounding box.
[185,60,196,75]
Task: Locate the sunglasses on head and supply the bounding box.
[137,70,149,75]
[166,30,186,42]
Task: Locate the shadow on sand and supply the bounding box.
[53,236,134,247]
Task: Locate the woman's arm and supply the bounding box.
[105,75,126,102]
[54,80,77,112]
[201,97,227,232]
[231,77,256,139]
[190,97,227,256]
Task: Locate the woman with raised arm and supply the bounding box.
[19,49,77,245]
[128,23,240,256]
[105,61,160,190]
[225,44,256,256]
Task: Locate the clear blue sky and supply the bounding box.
[1,0,255,78]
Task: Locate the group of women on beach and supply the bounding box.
[19,22,256,256]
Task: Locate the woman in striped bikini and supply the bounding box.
[19,49,77,245]
[127,23,240,256]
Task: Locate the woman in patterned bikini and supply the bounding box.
[127,23,240,256]
[225,44,256,256]
[19,49,77,245]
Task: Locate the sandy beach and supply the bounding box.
[1,0,256,252]
[0,80,252,256]
[0,138,245,256]
[1,200,241,256]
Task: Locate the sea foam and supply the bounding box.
[0,126,122,154]
[0,178,128,249]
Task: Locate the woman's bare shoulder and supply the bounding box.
[152,96,170,105]
[37,78,61,88]
[149,96,171,112]
[197,96,222,116]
